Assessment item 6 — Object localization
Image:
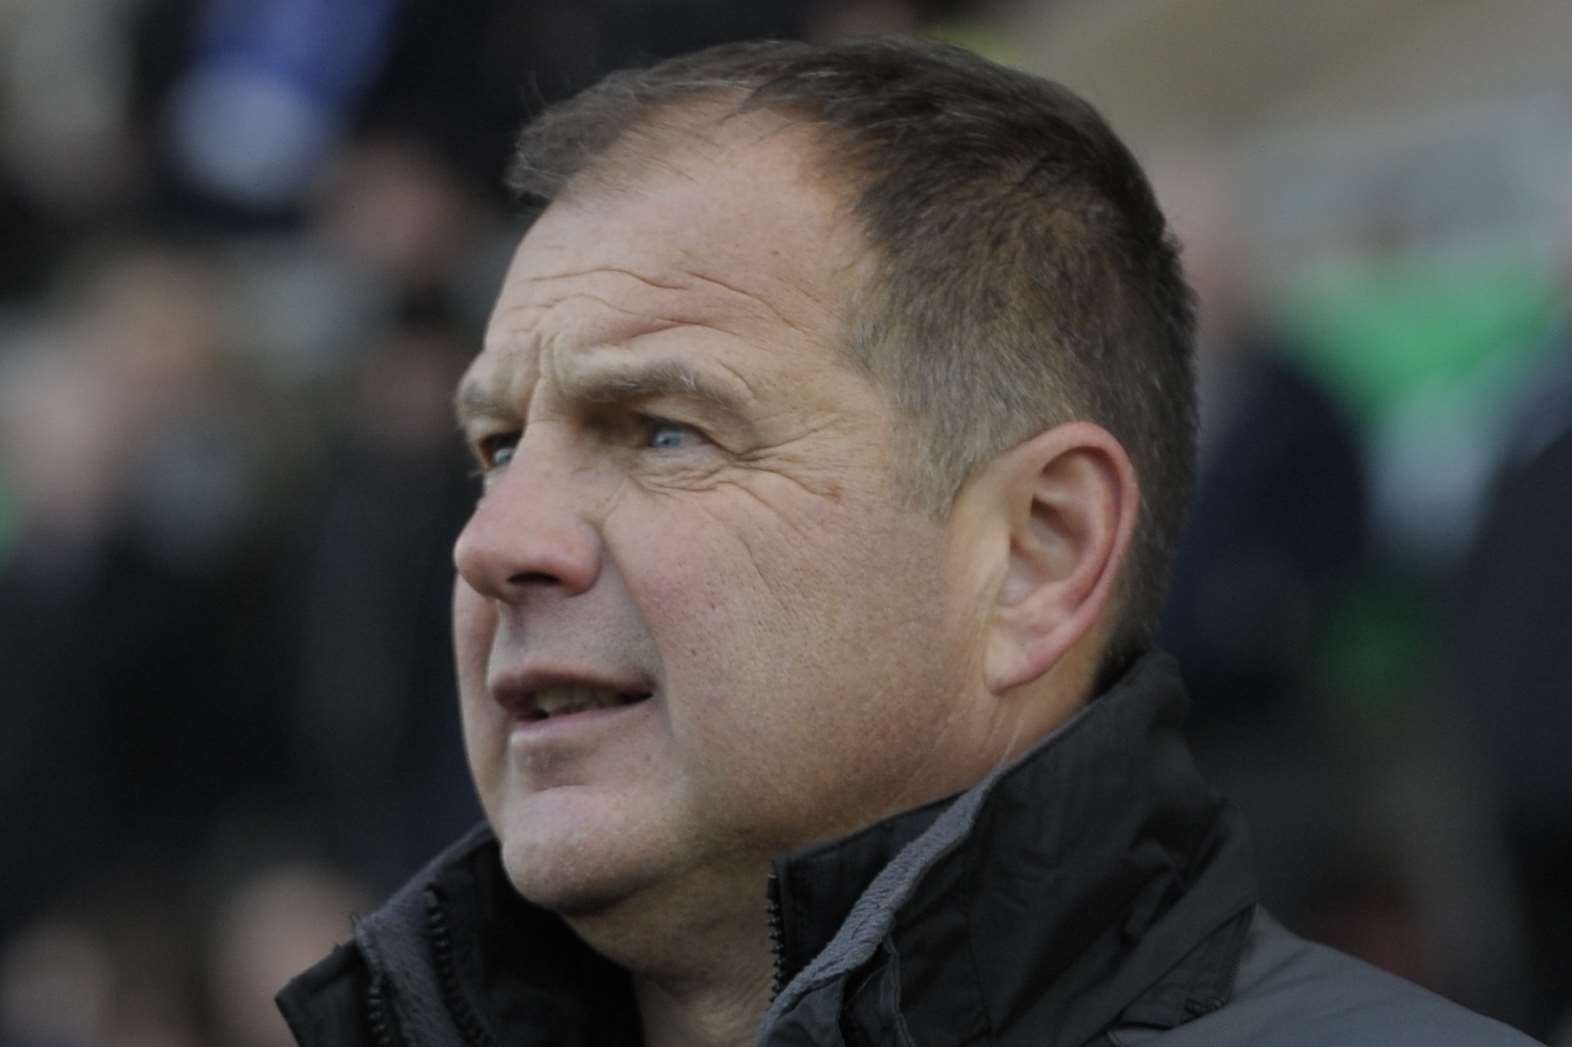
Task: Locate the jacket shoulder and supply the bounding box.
[275,824,500,1047]
[277,941,379,1047]
[1110,910,1542,1047]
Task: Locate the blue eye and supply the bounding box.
[479,433,519,469]
[646,419,696,450]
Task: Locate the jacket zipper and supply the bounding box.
[365,970,399,1047]
[766,869,788,1001]
[426,888,497,1047]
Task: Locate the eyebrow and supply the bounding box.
[454,357,751,427]
[558,358,749,413]
[454,381,513,424]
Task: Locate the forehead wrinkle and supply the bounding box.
[535,264,692,297]
[525,262,803,341]
[546,263,795,326]
[543,293,693,336]
[464,291,765,429]
[496,267,757,356]
[679,268,808,338]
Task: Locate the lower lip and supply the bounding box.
[507,697,653,747]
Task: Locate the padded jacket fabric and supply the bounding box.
[276,654,1539,1046]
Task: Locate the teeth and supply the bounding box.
[530,685,642,719]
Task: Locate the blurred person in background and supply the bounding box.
[275,298,481,883]
[276,37,1535,1047]
[0,243,276,940]
[205,861,371,1047]
[1442,251,1572,1038]
[0,865,202,1047]
[1150,131,1548,1027]
[1153,153,1369,925]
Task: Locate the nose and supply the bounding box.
[453,437,602,602]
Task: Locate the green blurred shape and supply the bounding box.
[1281,246,1560,430]
[1313,571,1438,729]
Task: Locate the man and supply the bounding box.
[278,38,1537,1047]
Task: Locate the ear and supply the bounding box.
[981,422,1139,695]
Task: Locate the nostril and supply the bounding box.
[509,570,564,587]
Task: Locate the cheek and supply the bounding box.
[453,582,505,795]
[611,493,960,819]
[623,521,759,704]
[621,491,843,658]
[452,580,492,677]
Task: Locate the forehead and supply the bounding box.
[472,117,863,393]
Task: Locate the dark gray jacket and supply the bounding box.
[278,655,1540,1046]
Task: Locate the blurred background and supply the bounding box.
[1,0,1569,1043]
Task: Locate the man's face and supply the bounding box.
[453,123,1000,919]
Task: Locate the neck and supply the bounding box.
[636,960,773,1047]
[563,862,775,1047]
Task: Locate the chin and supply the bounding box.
[491,799,666,919]
[503,857,633,918]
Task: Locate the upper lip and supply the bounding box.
[488,665,653,719]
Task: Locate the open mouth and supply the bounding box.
[524,685,653,721]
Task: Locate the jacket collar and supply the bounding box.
[761,652,1257,1047]
[280,653,1255,1047]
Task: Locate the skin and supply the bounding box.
[452,114,1139,1047]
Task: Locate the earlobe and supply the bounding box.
[982,423,1138,696]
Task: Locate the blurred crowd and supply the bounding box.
[1,1,1569,1045]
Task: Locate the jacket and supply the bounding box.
[277,654,1540,1046]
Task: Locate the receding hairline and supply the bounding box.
[516,100,883,397]
[536,93,857,222]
